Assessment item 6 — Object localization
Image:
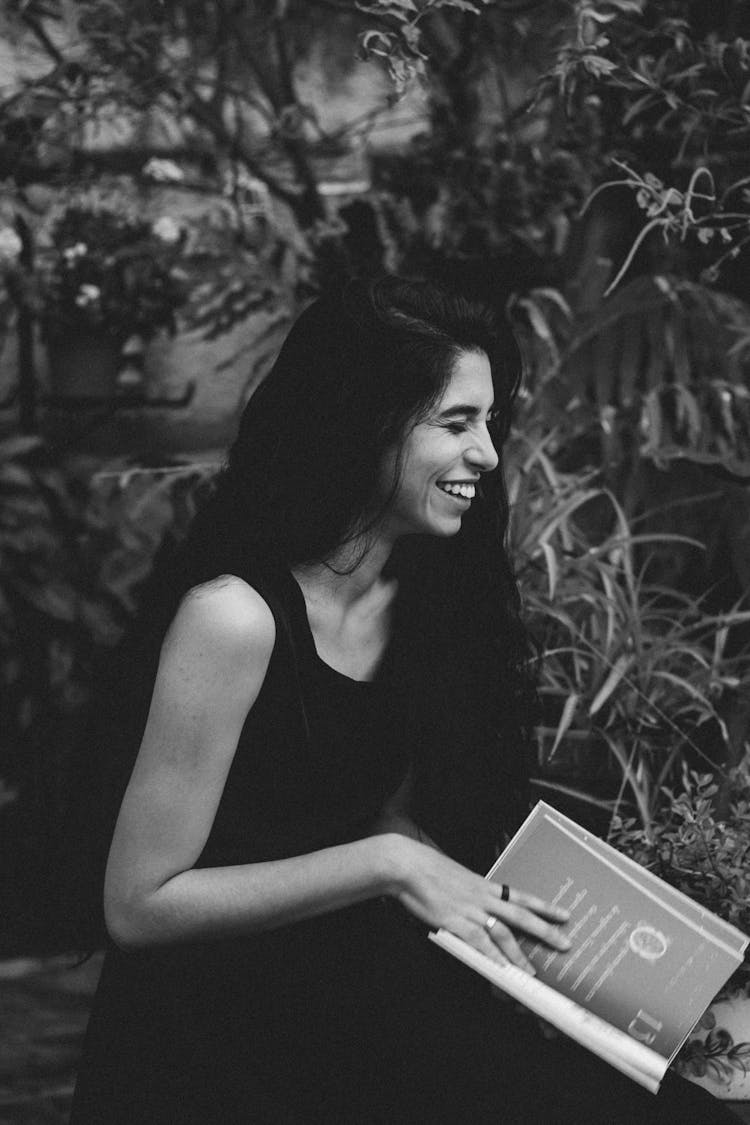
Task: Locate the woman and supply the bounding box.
[71,277,737,1123]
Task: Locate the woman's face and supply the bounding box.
[378,349,499,540]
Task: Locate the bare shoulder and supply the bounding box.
[163,575,276,668]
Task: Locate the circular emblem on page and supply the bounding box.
[628,924,669,962]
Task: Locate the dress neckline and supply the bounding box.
[286,571,386,686]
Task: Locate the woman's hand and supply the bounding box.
[388,837,570,974]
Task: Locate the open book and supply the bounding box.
[429,801,749,1093]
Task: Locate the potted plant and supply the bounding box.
[609,767,750,1099]
[508,440,750,1096]
[509,437,750,825]
[39,205,188,399]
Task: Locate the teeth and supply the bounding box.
[438,482,475,498]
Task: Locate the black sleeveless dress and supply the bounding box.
[70,570,739,1124]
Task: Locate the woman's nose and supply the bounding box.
[467,425,499,473]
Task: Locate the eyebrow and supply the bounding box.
[437,403,496,419]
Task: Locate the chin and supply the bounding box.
[425,516,463,538]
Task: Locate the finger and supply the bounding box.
[487,898,571,952]
[463,922,514,970]
[506,906,572,952]
[485,918,536,974]
[459,915,534,976]
[495,884,570,923]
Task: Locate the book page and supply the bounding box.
[486,802,748,1063]
[429,929,665,1092]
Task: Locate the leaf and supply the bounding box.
[0,461,35,489]
[589,654,633,716]
[672,386,702,446]
[650,672,715,712]
[531,287,572,319]
[0,435,43,461]
[536,489,602,549]
[517,297,559,362]
[639,390,663,460]
[530,777,616,812]
[14,579,78,622]
[360,30,395,56]
[623,92,657,125]
[607,0,645,11]
[585,11,619,23]
[583,56,618,78]
[541,542,558,600]
[598,567,618,656]
[427,0,484,10]
[549,693,580,758]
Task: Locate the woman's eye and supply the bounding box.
[445,422,468,434]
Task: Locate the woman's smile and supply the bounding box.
[378,349,498,539]
[435,480,478,501]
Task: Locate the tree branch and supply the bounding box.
[21,13,65,66]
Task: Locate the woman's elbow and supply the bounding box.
[103,881,162,951]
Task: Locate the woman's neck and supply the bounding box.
[292,535,399,682]
[293,534,396,611]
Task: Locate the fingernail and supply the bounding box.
[556,909,570,920]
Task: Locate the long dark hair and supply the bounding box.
[51,276,535,952]
[154,275,534,864]
[180,274,534,863]
[179,274,520,573]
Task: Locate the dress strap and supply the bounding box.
[237,559,313,743]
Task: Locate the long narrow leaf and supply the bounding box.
[550,693,580,758]
[589,654,634,716]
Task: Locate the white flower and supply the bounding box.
[152,216,181,243]
[63,242,88,263]
[75,283,101,307]
[0,226,23,263]
[144,158,185,184]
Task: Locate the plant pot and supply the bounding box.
[678,992,750,1099]
[46,330,122,400]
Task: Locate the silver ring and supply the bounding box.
[485,914,498,932]
[500,883,510,902]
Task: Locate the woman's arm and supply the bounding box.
[104,577,570,969]
[103,577,401,949]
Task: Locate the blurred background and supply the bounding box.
[1,1,750,1120]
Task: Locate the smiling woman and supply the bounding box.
[69,276,738,1124]
[377,350,499,540]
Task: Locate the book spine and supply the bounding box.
[429,930,665,1094]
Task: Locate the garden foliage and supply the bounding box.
[1,0,750,883]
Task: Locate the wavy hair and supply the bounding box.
[178,275,536,861]
[48,277,537,954]
[198,274,521,568]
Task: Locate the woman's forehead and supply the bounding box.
[437,350,494,410]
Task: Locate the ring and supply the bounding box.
[500,883,510,902]
[485,915,498,933]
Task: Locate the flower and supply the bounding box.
[152,216,181,244]
[41,206,188,344]
[0,226,23,263]
[143,158,185,183]
[62,242,88,263]
[74,283,101,307]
